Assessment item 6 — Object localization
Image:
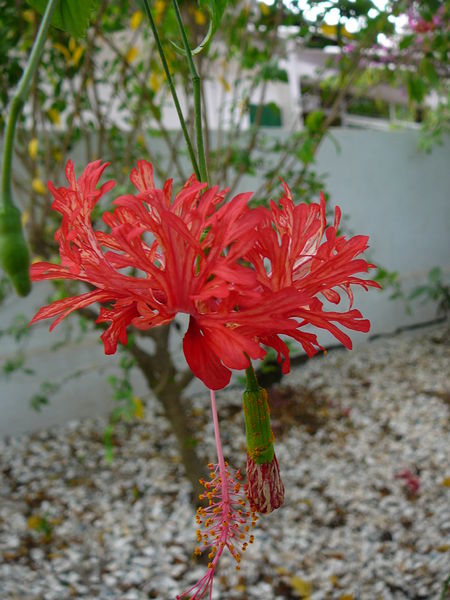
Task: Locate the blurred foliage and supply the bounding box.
[104,353,144,463]
[409,266,450,316]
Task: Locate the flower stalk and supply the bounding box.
[171,0,208,182]
[141,0,201,180]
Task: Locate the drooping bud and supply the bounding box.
[0,202,31,296]
[243,364,285,513]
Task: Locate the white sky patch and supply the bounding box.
[260,0,394,29]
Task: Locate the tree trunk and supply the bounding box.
[77,308,206,503]
[128,326,205,502]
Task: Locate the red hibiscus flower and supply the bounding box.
[30,160,379,389]
[30,161,278,388]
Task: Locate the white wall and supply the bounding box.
[1,129,448,437]
[316,128,450,343]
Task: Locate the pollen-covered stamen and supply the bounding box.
[177,389,257,600]
[177,462,256,600]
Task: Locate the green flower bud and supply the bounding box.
[243,364,274,464]
[243,364,285,513]
[0,203,31,296]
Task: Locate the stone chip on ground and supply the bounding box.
[0,326,449,599]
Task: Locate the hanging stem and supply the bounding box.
[171,0,208,183]
[141,0,201,180]
[210,389,229,502]
[1,0,59,205]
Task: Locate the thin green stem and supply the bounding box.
[171,0,208,183]
[141,0,200,180]
[1,0,58,206]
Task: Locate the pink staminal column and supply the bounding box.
[177,389,257,600]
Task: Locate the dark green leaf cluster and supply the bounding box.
[27,0,99,38]
[409,267,450,316]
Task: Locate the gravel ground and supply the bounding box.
[1,325,449,600]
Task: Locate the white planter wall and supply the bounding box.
[1,129,449,437]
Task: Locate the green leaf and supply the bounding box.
[399,34,415,51]
[27,0,99,38]
[259,62,289,83]
[408,286,429,300]
[298,138,315,164]
[428,266,442,283]
[406,73,427,104]
[305,110,325,133]
[420,59,439,87]
[198,0,226,34]
[30,394,49,412]
[192,0,227,54]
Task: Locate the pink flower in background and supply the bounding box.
[395,469,421,495]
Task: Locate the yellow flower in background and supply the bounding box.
[72,45,84,68]
[53,42,71,62]
[132,397,145,419]
[47,108,61,125]
[260,2,270,16]
[54,41,83,67]
[154,0,166,23]
[130,10,143,30]
[219,75,231,93]
[148,72,163,93]
[28,138,39,160]
[32,178,47,196]
[126,46,139,64]
[52,148,63,163]
[321,23,355,39]
[22,9,35,24]
[21,210,30,228]
[193,8,207,26]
